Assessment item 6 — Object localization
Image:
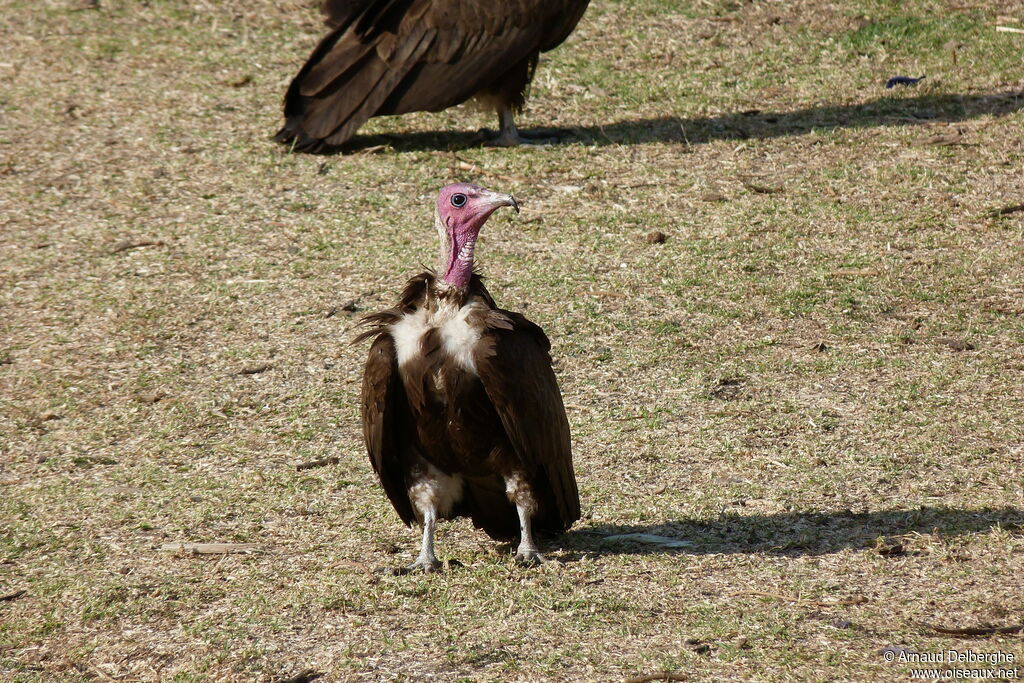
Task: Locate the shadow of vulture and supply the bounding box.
[561,506,1024,557]
[332,90,1024,153]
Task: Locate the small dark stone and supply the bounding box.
[645,230,668,244]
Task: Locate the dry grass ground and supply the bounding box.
[2,0,1024,680]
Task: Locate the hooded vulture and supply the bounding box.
[355,184,580,571]
[275,0,591,152]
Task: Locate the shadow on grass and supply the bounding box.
[565,506,1024,557]
[334,90,1024,153]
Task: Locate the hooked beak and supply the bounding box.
[480,189,520,214]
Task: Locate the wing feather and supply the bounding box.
[361,334,417,526]
[474,315,580,530]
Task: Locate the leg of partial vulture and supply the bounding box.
[487,108,554,148]
[499,108,520,145]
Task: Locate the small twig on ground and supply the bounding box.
[996,25,1024,34]
[1,589,27,602]
[161,543,261,555]
[732,590,868,607]
[742,181,784,194]
[832,267,879,277]
[625,673,689,683]
[921,622,1024,637]
[988,203,1024,217]
[582,290,628,298]
[294,456,341,471]
[109,239,164,254]
[235,363,273,376]
[446,153,528,183]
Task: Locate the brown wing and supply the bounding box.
[474,313,580,530]
[361,333,417,526]
[275,0,591,151]
[319,0,373,29]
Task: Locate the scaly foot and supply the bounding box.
[394,556,442,575]
[514,548,548,567]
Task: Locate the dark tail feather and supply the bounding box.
[276,24,436,153]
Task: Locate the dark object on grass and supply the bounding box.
[885,76,926,89]
[294,456,342,471]
[989,203,1024,217]
[936,337,975,352]
[356,184,580,572]
[274,670,324,683]
[922,622,1024,637]
[276,0,591,151]
[625,673,689,683]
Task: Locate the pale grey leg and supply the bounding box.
[404,505,441,573]
[514,502,547,566]
[401,463,463,574]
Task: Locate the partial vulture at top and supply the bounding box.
[275,0,591,152]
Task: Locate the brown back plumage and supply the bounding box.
[357,272,580,540]
[276,0,591,151]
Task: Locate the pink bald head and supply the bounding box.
[435,183,519,289]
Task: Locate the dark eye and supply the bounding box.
[450,193,467,208]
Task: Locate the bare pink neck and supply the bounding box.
[437,216,478,289]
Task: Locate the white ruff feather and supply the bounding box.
[391,307,429,368]
[390,298,486,375]
[440,300,484,374]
